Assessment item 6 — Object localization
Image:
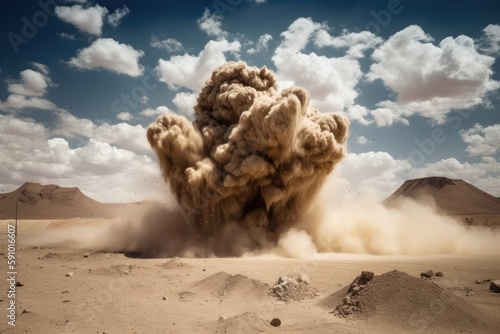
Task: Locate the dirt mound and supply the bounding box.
[92,264,137,276]
[271,273,318,302]
[215,312,269,333]
[321,270,498,333]
[155,257,193,270]
[193,271,269,298]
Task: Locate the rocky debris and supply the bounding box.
[16,281,23,287]
[475,279,491,284]
[270,318,281,327]
[65,272,74,277]
[332,271,375,317]
[162,296,168,301]
[490,280,500,293]
[420,270,434,278]
[435,271,444,277]
[271,273,317,302]
[465,291,474,296]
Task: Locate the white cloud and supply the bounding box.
[272,17,363,114]
[93,122,150,155]
[55,4,108,35]
[7,69,51,97]
[53,111,95,138]
[346,105,373,125]
[367,25,500,126]
[150,36,184,52]
[357,136,368,145]
[155,39,240,91]
[0,114,162,202]
[68,38,145,77]
[197,8,227,39]
[315,28,383,58]
[172,92,197,117]
[58,32,77,40]
[107,5,130,28]
[459,123,500,156]
[247,33,273,55]
[116,112,134,121]
[0,65,59,113]
[479,24,500,55]
[139,106,172,118]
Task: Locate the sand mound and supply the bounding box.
[215,312,269,333]
[155,257,193,270]
[92,264,136,276]
[193,271,269,298]
[271,274,318,302]
[321,270,497,333]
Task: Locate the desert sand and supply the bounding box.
[0,218,499,334]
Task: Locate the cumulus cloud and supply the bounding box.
[0,64,58,113]
[155,39,240,91]
[460,123,500,156]
[139,106,172,118]
[150,36,184,52]
[479,24,500,55]
[357,136,368,144]
[0,115,161,202]
[55,4,108,35]
[107,5,130,27]
[367,25,500,126]
[315,28,383,58]
[272,17,363,114]
[247,33,273,55]
[172,92,197,117]
[117,112,133,121]
[197,8,227,39]
[68,38,145,77]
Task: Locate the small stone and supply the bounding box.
[22,309,29,314]
[270,318,281,327]
[465,291,474,296]
[16,281,24,287]
[203,269,206,271]
[63,300,70,303]
[435,272,444,277]
[218,316,226,321]
[342,296,351,305]
[351,286,361,296]
[66,272,74,277]
[162,296,168,300]
[420,270,433,278]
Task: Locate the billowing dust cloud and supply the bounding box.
[147,62,349,239]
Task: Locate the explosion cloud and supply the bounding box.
[147,62,349,240]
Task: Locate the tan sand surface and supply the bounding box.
[0,219,499,334]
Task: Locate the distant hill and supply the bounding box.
[0,182,150,219]
[383,176,500,227]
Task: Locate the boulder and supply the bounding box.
[490,280,500,293]
[420,270,433,278]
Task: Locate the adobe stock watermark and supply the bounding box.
[7,0,65,54]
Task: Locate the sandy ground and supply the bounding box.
[0,219,499,334]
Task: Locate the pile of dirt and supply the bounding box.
[321,270,498,333]
[193,271,269,298]
[271,273,317,302]
[155,257,193,270]
[215,312,270,333]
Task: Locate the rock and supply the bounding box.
[490,280,500,293]
[291,273,310,284]
[277,276,298,286]
[270,318,281,327]
[16,281,23,287]
[420,270,433,278]
[22,309,29,314]
[162,296,168,300]
[435,272,443,277]
[66,272,74,277]
[361,271,375,281]
[272,285,284,293]
[218,316,226,321]
[465,291,474,296]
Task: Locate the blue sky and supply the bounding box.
[1,0,499,202]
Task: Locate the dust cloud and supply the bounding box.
[147,62,349,238]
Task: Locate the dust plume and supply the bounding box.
[147,62,349,240]
[272,176,500,257]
